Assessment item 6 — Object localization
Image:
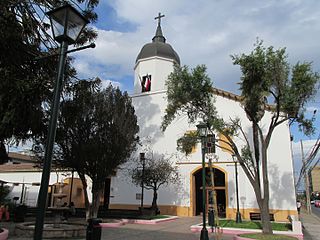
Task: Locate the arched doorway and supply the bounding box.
[193,167,226,217]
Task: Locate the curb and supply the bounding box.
[190,224,303,239]
[100,220,125,228]
[122,216,179,225]
[99,216,178,228]
[0,228,8,240]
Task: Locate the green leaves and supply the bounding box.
[56,79,139,183]
[177,131,198,155]
[0,0,100,163]
[232,40,286,122]
[162,64,216,131]
[282,63,319,135]
[232,40,319,136]
[131,154,179,191]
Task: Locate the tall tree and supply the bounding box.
[130,152,179,212]
[161,41,319,234]
[0,0,98,163]
[55,79,139,218]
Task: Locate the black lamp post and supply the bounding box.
[140,152,146,209]
[196,122,209,240]
[232,154,242,223]
[33,4,89,240]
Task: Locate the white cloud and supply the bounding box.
[70,1,320,144]
[100,79,121,89]
[73,0,320,97]
[306,106,318,113]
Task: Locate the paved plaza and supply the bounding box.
[101,216,233,240]
[3,216,234,240]
[299,208,320,240]
[1,209,320,239]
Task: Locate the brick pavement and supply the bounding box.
[6,212,320,239]
[2,216,235,240]
[299,209,320,240]
[101,216,234,240]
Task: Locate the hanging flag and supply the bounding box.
[141,74,152,92]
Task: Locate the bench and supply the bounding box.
[249,212,274,221]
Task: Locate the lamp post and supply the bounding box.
[232,154,242,223]
[140,152,146,209]
[68,170,74,206]
[196,122,209,240]
[33,4,89,240]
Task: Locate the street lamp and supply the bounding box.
[34,4,89,240]
[196,122,209,240]
[140,152,146,209]
[232,154,242,223]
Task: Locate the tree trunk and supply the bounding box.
[91,181,104,218]
[78,173,90,220]
[91,188,99,218]
[250,121,273,234]
[0,141,8,164]
[253,183,273,234]
[261,139,272,234]
[252,123,260,184]
[260,197,272,234]
[152,187,158,210]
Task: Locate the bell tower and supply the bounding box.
[134,13,180,94]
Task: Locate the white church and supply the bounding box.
[108,15,298,222]
[0,14,298,222]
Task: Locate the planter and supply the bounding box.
[139,207,157,216]
[13,205,27,222]
[0,228,8,240]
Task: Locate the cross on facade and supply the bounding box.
[155,12,165,26]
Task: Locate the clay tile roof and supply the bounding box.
[0,163,40,172]
[212,87,274,111]
[8,152,36,162]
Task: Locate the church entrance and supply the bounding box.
[193,167,226,218]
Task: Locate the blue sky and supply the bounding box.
[73,0,320,187]
[14,1,320,186]
[73,1,320,137]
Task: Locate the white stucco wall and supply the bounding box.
[0,171,64,206]
[0,171,93,207]
[134,56,176,93]
[111,54,297,213]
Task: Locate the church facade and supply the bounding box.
[0,16,298,222]
[107,16,298,222]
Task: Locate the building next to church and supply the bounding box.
[310,166,320,193]
[106,15,298,222]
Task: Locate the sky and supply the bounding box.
[73,0,320,187]
[73,0,320,95]
[14,0,320,187]
[73,0,320,117]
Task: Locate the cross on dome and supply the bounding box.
[155,12,165,26]
[153,12,166,43]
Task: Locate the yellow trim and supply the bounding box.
[218,133,233,154]
[109,204,190,216]
[226,207,298,222]
[109,204,296,222]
